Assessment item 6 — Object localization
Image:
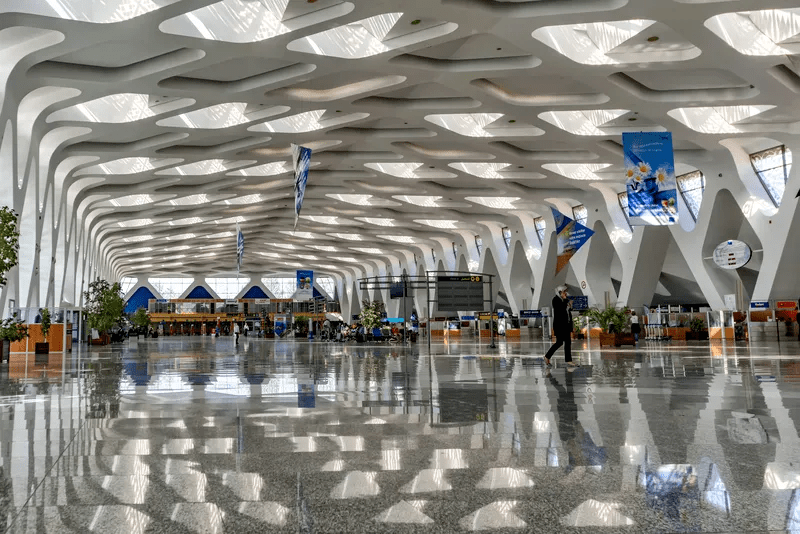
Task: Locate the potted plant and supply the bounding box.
[84,279,125,345]
[294,314,310,337]
[571,316,585,339]
[359,300,384,339]
[35,308,51,354]
[686,316,708,340]
[0,317,28,363]
[0,206,20,288]
[130,307,150,337]
[583,305,634,347]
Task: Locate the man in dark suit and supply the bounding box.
[544,285,577,367]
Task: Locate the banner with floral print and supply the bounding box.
[623,132,678,225]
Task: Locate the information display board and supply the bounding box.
[568,296,589,310]
[520,310,543,318]
[712,240,751,270]
[436,276,484,312]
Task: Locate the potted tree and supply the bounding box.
[35,308,51,354]
[359,300,384,340]
[130,307,150,337]
[84,279,125,345]
[0,317,28,363]
[583,306,634,347]
[686,317,708,340]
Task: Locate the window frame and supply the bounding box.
[534,217,546,245]
[501,226,512,250]
[750,144,791,208]
[617,192,633,230]
[571,204,588,227]
[475,235,483,256]
[676,170,705,223]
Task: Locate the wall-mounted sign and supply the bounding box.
[712,240,751,270]
[776,301,798,310]
[520,310,543,318]
[461,315,476,321]
[254,299,269,304]
[568,296,589,311]
[750,301,770,309]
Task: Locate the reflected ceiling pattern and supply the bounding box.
[8,0,800,283]
[2,337,800,532]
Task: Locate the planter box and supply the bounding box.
[599,332,636,347]
[685,331,709,341]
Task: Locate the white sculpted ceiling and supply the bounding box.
[4,0,800,279]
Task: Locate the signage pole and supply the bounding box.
[426,271,432,353]
[489,275,496,349]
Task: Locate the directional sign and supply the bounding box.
[436,276,484,312]
[520,310,542,318]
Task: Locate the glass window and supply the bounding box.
[534,217,546,245]
[475,235,483,255]
[750,145,792,207]
[452,241,458,259]
[120,277,137,295]
[502,227,512,250]
[572,204,588,226]
[677,170,705,222]
[148,277,193,299]
[207,277,249,299]
[618,192,632,228]
[317,276,335,297]
[262,277,296,299]
[431,248,436,263]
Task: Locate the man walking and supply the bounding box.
[544,286,577,367]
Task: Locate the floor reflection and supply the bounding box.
[1,337,800,532]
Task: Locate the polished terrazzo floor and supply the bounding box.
[2,335,800,533]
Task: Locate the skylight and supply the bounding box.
[122,235,154,243]
[414,220,459,229]
[230,162,291,176]
[350,247,383,254]
[214,216,246,224]
[705,9,800,56]
[533,20,657,65]
[542,163,614,181]
[30,0,181,24]
[167,217,206,226]
[465,197,520,209]
[159,0,354,43]
[363,162,456,179]
[280,231,316,239]
[301,216,341,225]
[157,103,289,129]
[379,235,417,243]
[392,195,441,207]
[538,110,629,136]
[356,217,396,226]
[668,106,775,134]
[84,157,178,175]
[110,194,160,207]
[117,218,153,228]
[449,162,543,179]
[327,233,362,241]
[424,113,544,137]
[222,194,264,205]
[307,245,337,252]
[326,194,400,207]
[158,159,254,175]
[249,110,368,133]
[332,257,359,263]
[287,13,458,59]
[48,93,190,123]
[751,145,792,207]
[166,233,196,240]
[167,194,215,206]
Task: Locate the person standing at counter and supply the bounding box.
[544,285,577,367]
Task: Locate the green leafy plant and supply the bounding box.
[130,307,151,329]
[40,308,51,342]
[688,316,705,332]
[0,317,28,342]
[0,206,20,287]
[359,300,384,330]
[583,305,630,333]
[83,279,125,334]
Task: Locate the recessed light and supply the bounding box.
[647,36,659,42]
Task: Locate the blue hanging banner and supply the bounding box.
[623,132,678,225]
[552,208,594,274]
[291,143,312,230]
[236,222,244,272]
[296,270,313,301]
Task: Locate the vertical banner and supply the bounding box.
[623,132,678,225]
[236,222,244,272]
[296,270,314,300]
[552,208,594,274]
[291,143,312,230]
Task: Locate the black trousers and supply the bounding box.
[545,332,572,362]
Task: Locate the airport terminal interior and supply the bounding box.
[2,0,800,532]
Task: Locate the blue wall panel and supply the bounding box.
[125,287,157,314]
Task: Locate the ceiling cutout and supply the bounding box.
[364,162,457,179]
[533,20,701,65]
[449,162,546,180]
[424,113,544,137]
[248,109,368,133]
[157,103,290,129]
[265,75,407,102]
[667,105,776,134]
[159,0,354,43]
[10,0,183,23]
[47,94,194,123]
[705,8,800,56]
[287,13,458,58]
